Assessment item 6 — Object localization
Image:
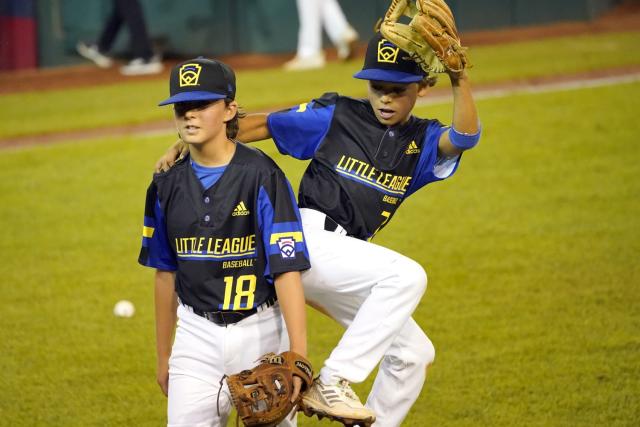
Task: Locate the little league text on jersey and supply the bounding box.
[175,234,256,258]
[335,155,412,196]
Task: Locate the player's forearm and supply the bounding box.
[237,113,271,143]
[155,270,177,361]
[450,72,479,134]
[274,271,307,357]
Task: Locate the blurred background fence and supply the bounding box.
[0,0,624,70]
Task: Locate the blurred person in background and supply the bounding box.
[284,0,359,71]
[76,0,162,76]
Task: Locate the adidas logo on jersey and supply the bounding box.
[232,201,250,216]
[405,141,420,155]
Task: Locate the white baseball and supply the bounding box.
[113,300,135,318]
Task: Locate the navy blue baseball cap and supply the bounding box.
[159,57,236,106]
[353,33,426,84]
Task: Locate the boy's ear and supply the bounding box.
[417,83,431,97]
[224,100,238,122]
[417,76,438,96]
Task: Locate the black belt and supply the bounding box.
[324,215,341,232]
[184,297,277,326]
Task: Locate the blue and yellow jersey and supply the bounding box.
[267,92,461,240]
[138,143,310,313]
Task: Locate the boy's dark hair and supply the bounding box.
[421,75,438,88]
[226,98,246,139]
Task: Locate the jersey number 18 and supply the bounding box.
[220,275,256,310]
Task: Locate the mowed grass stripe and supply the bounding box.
[0,83,638,425]
[419,71,640,106]
[0,31,639,139]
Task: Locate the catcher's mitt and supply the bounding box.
[380,0,469,74]
[227,351,313,427]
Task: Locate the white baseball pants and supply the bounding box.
[167,303,295,427]
[295,0,353,58]
[300,208,436,427]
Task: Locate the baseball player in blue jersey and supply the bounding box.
[139,58,311,426]
[158,33,480,426]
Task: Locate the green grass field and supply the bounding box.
[1,31,639,426]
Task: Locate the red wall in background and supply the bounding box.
[0,17,37,70]
[0,0,37,70]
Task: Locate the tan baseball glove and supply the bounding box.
[380,0,469,74]
[227,352,313,426]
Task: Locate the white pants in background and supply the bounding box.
[300,208,436,427]
[167,303,294,427]
[295,0,352,58]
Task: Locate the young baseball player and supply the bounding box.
[139,58,311,426]
[158,33,480,426]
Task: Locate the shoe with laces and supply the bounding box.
[283,52,325,71]
[76,42,113,68]
[119,55,163,76]
[301,378,376,426]
[336,27,359,61]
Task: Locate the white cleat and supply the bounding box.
[301,378,376,426]
[283,52,325,71]
[120,55,163,76]
[76,42,113,68]
[336,27,359,61]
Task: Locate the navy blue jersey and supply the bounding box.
[267,93,461,240]
[138,143,310,312]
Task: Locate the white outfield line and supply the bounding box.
[134,72,640,136]
[2,71,640,150]
[99,71,640,138]
[416,71,640,106]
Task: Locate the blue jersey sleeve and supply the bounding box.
[405,122,462,197]
[256,170,311,278]
[138,182,178,271]
[266,92,338,160]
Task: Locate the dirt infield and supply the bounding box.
[3,64,639,150]
[1,2,639,149]
[1,2,639,95]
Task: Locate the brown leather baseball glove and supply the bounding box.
[380,0,469,74]
[227,352,313,426]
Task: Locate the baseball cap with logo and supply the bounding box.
[353,32,426,84]
[158,57,236,106]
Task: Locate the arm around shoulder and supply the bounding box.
[155,139,188,173]
[237,113,272,143]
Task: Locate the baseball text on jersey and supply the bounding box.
[382,195,399,205]
[222,259,255,269]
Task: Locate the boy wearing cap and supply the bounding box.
[139,58,311,426]
[159,33,480,426]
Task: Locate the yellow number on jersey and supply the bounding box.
[370,211,391,240]
[222,275,257,310]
